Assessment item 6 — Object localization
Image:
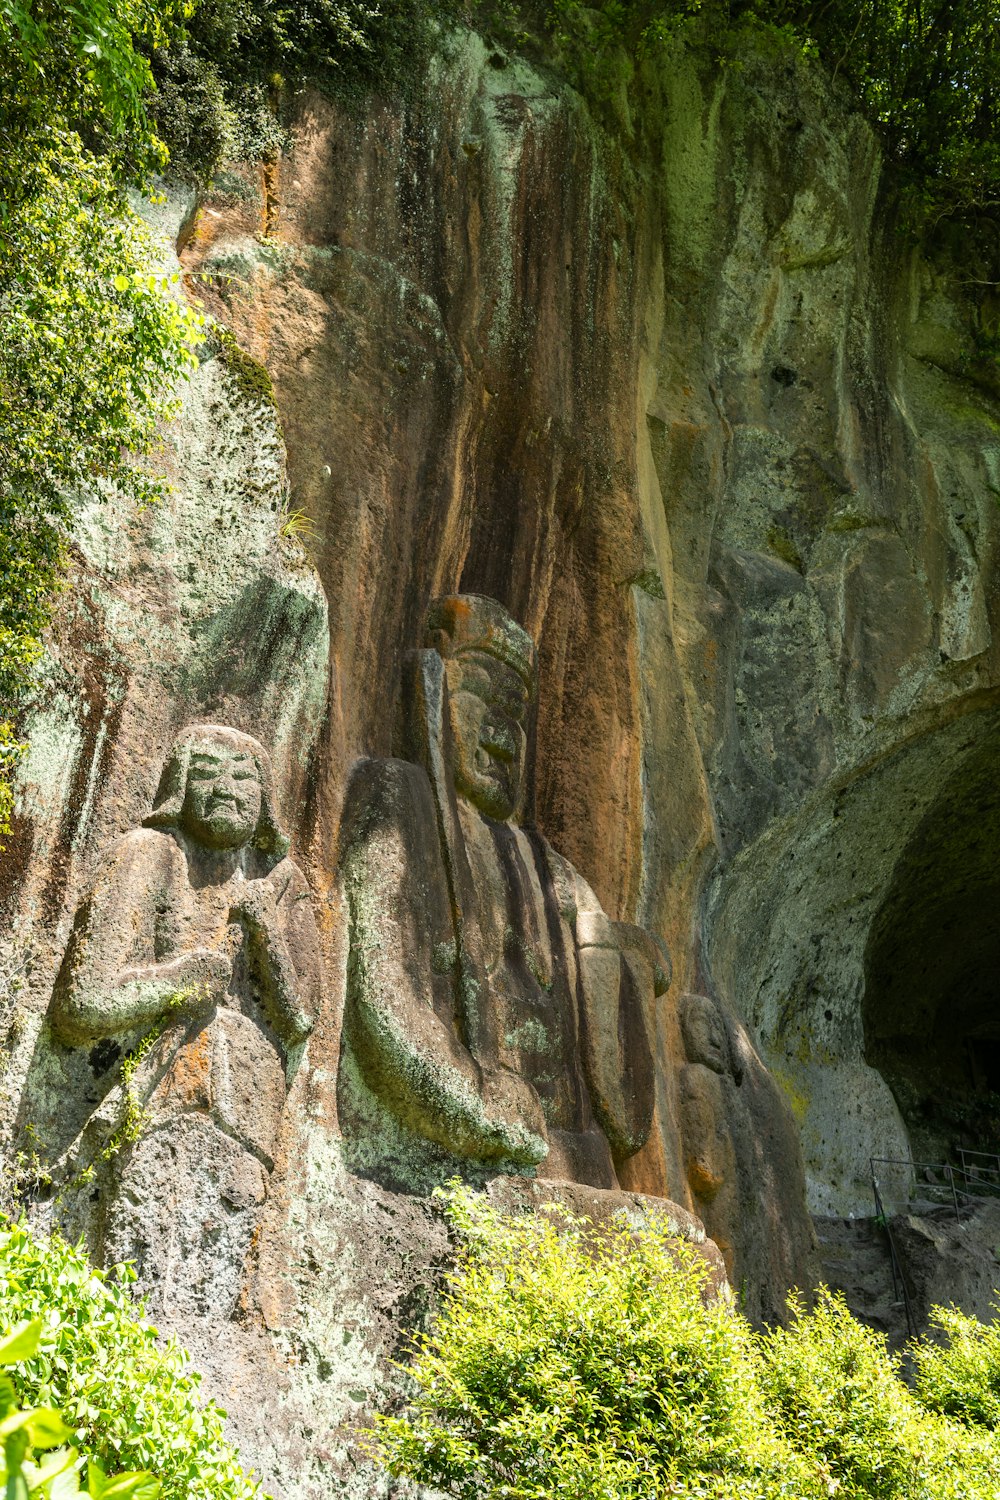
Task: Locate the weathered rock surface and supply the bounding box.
[5,17,1000,1496]
[815,1214,912,1351]
[892,1201,1000,1333]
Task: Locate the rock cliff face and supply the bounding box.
[4,21,1000,1497]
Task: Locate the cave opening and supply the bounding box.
[862,723,1000,1164]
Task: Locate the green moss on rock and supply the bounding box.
[767,524,805,572]
[211,325,276,411]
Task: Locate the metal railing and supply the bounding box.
[956,1148,1000,1197]
[871,1153,1000,1218]
[867,1151,1000,1338]
[869,1163,917,1338]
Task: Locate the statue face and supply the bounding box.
[445,651,529,822]
[682,996,728,1075]
[180,742,263,850]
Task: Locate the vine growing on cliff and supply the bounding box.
[0,0,202,840]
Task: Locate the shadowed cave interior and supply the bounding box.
[863,723,1000,1165]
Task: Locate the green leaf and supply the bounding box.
[43,1465,85,1500]
[25,1444,80,1495]
[95,1475,160,1500]
[0,1409,72,1448]
[24,1412,75,1452]
[0,1321,44,1365]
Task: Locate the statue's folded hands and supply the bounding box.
[46,723,325,1319]
[228,864,320,1044]
[53,943,231,1046]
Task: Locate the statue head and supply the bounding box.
[425,595,536,822]
[680,993,730,1076]
[144,724,290,860]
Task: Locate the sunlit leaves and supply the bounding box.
[0,1222,259,1500]
[0,1,202,837]
[0,1310,160,1500]
[376,1188,1000,1500]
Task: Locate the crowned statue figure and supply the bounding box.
[337,594,670,1188]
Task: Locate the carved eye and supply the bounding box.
[486,678,526,719]
[459,663,492,698]
[497,683,527,718]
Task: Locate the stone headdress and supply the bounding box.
[144,723,290,862]
[425,594,537,695]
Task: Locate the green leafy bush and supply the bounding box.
[757,1288,1000,1499]
[375,1190,825,1499]
[0,1222,259,1500]
[1,1315,160,1500]
[0,0,202,837]
[912,1304,1000,1431]
[150,0,467,182]
[376,1188,1000,1500]
[759,1289,920,1497]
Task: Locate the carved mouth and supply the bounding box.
[207,794,240,814]
[474,747,508,776]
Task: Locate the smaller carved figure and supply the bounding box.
[50,724,323,1320]
[678,993,740,1275]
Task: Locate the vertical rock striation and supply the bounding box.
[5,20,1000,1495]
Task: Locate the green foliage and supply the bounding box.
[0,1222,260,1500]
[0,0,202,838]
[912,1304,1000,1430]
[761,1288,917,1495]
[376,1188,1000,1500]
[787,0,1000,225]
[0,0,175,161]
[0,1315,160,1500]
[151,0,467,182]
[757,1289,989,1500]
[493,0,1000,254]
[375,1190,824,1499]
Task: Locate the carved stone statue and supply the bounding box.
[678,993,740,1275]
[50,724,323,1319]
[337,594,669,1188]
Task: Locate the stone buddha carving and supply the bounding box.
[337,594,669,1188]
[678,993,740,1274]
[50,724,323,1318]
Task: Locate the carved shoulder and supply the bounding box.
[259,854,310,903]
[340,756,437,858]
[85,826,185,909]
[535,837,585,928]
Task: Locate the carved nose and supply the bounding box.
[480,715,517,762]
